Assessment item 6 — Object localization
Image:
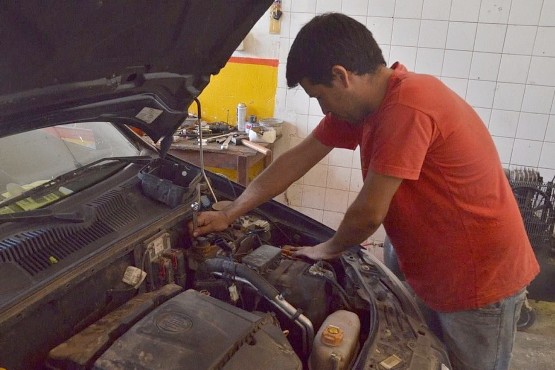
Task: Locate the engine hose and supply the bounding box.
[204,258,315,354]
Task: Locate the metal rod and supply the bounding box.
[194,97,217,202]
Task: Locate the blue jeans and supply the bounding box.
[421,288,527,370]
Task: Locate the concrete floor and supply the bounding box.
[511,300,555,370]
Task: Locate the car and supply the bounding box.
[0,2,451,369]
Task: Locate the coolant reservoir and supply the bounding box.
[309,310,361,370]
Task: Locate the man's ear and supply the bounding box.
[331,65,350,87]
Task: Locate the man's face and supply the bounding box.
[300,77,362,124]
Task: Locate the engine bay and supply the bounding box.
[0,157,450,370]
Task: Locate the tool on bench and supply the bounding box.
[231,135,272,161]
[199,132,239,145]
[220,134,234,150]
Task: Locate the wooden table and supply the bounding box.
[167,139,273,186]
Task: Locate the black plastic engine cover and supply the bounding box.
[93,289,301,370]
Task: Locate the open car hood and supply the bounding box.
[0,1,272,142]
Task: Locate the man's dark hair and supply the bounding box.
[286,13,386,88]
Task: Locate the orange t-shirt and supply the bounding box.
[313,63,539,312]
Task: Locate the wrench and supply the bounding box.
[220,134,233,150]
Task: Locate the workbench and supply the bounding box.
[167,139,273,186]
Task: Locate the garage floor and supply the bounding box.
[511,300,555,370]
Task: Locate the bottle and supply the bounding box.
[237,103,247,132]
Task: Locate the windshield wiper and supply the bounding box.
[0,155,153,210]
[0,209,89,224]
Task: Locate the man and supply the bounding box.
[191,13,539,370]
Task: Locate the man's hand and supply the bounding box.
[188,211,231,237]
[290,240,344,260]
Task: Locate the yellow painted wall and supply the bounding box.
[192,57,279,182]
[194,57,278,125]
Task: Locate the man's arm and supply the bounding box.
[293,170,402,260]
[192,133,332,236]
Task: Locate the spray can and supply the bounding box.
[237,103,247,131]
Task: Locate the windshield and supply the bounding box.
[0,122,141,213]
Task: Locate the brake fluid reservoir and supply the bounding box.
[309,310,360,370]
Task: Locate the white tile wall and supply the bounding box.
[516,113,549,141]
[509,0,543,25]
[422,0,451,20]
[267,0,555,242]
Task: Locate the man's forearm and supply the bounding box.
[327,208,381,253]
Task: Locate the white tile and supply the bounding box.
[324,188,350,212]
[350,168,364,192]
[441,77,468,99]
[367,16,394,45]
[278,37,291,63]
[303,164,328,186]
[285,87,310,115]
[389,46,418,70]
[418,20,448,48]
[291,0,317,13]
[391,18,420,47]
[381,45,391,63]
[546,115,555,142]
[285,184,303,207]
[372,225,388,243]
[352,146,362,169]
[294,114,310,138]
[394,0,423,18]
[489,109,520,137]
[422,0,451,20]
[511,139,542,167]
[516,113,549,141]
[442,50,472,78]
[522,86,555,114]
[297,207,324,222]
[539,142,555,169]
[289,13,315,39]
[493,83,525,111]
[527,57,555,86]
[538,168,555,180]
[327,166,351,190]
[466,80,496,107]
[302,185,326,209]
[415,48,444,75]
[308,114,323,133]
[478,0,511,24]
[329,148,354,167]
[350,15,367,25]
[308,97,323,116]
[274,87,287,117]
[473,107,492,127]
[534,27,555,57]
[497,54,531,84]
[316,0,342,13]
[322,211,344,230]
[509,0,543,25]
[277,63,287,88]
[475,24,507,53]
[446,22,477,51]
[539,0,555,26]
[503,26,537,55]
[368,0,395,17]
[342,0,368,16]
[450,0,481,22]
[492,136,515,163]
[470,52,501,81]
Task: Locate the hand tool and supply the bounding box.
[231,135,273,161]
[220,134,233,150]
